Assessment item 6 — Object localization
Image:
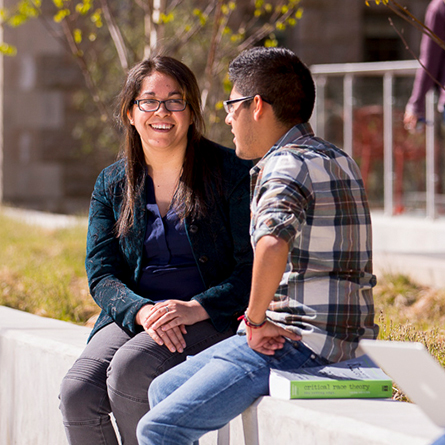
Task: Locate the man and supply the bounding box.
[136,47,379,445]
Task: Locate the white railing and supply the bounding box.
[310,60,438,219]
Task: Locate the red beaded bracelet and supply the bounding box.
[238,312,267,329]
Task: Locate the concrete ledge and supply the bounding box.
[372,213,445,254]
[1,306,443,445]
[0,306,90,445]
[201,397,443,445]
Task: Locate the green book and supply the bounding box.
[269,354,392,399]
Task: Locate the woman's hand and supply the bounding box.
[135,301,209,353]
[148,300,209,331]
[135,304,185,353]
[135,304,154,327]
[148,324,187,354]
[246,321,301,356]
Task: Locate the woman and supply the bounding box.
[59,56,253,445]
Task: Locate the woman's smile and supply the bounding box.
[149,123,175,132]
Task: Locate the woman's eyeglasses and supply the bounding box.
[133,99,188,112]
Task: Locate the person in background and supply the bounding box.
[404,0,445,133]
[58,55,253,445]
[136,46,379,445]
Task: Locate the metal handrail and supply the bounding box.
[311,59,420,76]
[310,59,437,218]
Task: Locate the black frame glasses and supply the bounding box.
[223,95,272,114]
[133,99,188,112]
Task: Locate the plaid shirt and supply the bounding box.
[249,123,379,363]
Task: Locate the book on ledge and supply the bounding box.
[269,354,392,399]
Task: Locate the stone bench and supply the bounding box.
[0,306,442,445]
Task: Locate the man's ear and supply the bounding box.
[252,95,266,121]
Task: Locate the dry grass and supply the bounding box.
[374,274,445,362]
[0,212,99,324]
[373,274,445,400]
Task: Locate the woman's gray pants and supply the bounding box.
[59,320,233,445]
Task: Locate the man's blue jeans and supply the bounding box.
[432,433,445,445]
[136,334,328,445]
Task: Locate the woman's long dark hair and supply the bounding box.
[115,56,216,238]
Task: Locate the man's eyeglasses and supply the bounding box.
[223,96,272,114]
[133,99,188,112]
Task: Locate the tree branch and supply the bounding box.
[99,0,130,71]
[379,0,445,51]
[59,18,119,136]
[236,6,294,55]
[165,1,218,54]
[389,16,445,93]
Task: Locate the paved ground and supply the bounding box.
[1,206,87,229]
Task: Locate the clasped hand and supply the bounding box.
[247,320,301,355]
[136,300,207,354]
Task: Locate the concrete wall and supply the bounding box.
[1,1,107,214]
[288,0,430,67]
[372,213,445,288]
[1,305,443,445]
[373,213,445,254]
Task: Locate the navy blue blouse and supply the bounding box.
[138,175,206,301]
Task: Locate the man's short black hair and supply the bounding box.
[228,47,315,127]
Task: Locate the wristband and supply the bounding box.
[238,311,267,329]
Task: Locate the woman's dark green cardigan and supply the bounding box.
[85,139,253,341]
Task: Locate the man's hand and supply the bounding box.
[247,321,301,355]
